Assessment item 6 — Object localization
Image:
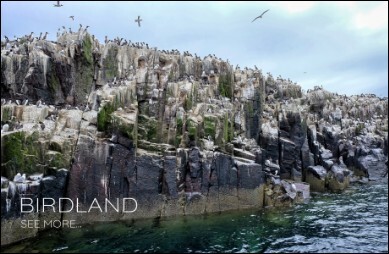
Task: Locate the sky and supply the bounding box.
[1,1,388,97]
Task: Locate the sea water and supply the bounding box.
[2,183,387,253]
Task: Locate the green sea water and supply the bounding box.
[2,183,388,253]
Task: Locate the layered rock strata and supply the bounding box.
[1,32,387,245]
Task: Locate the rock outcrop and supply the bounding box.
[1,32,387,245]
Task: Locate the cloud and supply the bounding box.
[353,2,388,31]
[273,1,317,14]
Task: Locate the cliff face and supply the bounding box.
[1,31,388,245]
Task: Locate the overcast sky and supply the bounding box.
[1,1,388,97]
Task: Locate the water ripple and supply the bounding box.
[1,184,387,253]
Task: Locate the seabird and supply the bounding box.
[39,121,45,130]
[28,32,34,40]
[135,15,142,27]
[69,15,74,21]
[109,134,117,142]
[1,124,9,133]
[42,32,48,40]
[53,1,63,7]
[251,9,269,22]
[13,173,22,182]
[15,121,23,130]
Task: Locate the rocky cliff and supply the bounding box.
[1,31,387,245]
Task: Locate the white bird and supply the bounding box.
[2,124,10,133]
[13,173,24,182]
[109,134,117,142]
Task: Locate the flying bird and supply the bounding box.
[53,1,63,7]
[69,16,74,21]
[135,15,142,27]
[251,9,269,22]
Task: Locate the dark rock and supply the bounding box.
[357,148,387,180]
[305,165,327,192]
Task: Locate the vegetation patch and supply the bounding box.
[1,106,13,123]
[97,102,116,132]
[176,117,184,135]
[187,119,198,142]
[204,116,216,140]
[1,131,41,177]
[74,34,94,105]
[355,123,365,136]
[223,114,233,143]
[137,115,158,142]
[219,73,233,99]
[184,92,193,111]
[103,46,119,80]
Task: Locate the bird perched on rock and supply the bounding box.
[251,9,269,22]
[13,173,23,182]
[1,124,9,133]
[109,134,117,143]
[39,121,45,130]
[42,32,48,40]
